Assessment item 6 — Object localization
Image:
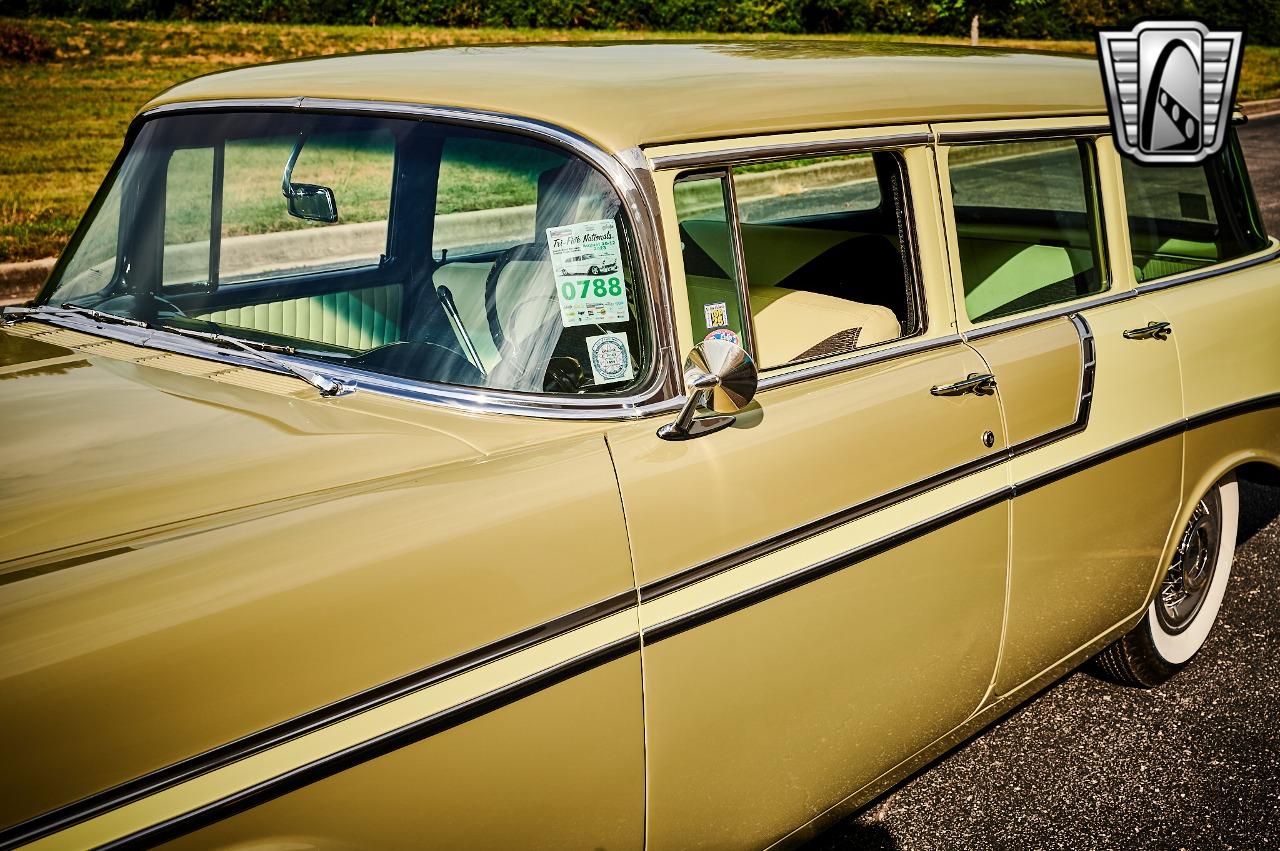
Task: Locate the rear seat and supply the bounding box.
[749,285,900,365]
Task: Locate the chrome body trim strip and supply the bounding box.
[61,97,685,421]
[962,289,1135,340]
[756,333,964,392]
[647,131,934,170]
[962,286,1136,340]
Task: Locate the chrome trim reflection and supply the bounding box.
[648,131,933,170]
[127,97,684,420]
[963,290,1136,341]
[756,333,964,392]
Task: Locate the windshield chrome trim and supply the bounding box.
[94,97,682,420]
[18,308,686,420]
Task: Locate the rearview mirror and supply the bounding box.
[282,133,338,224]
[284,183,338,223]
[658,339,758,441]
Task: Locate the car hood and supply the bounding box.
[0,324,483,573]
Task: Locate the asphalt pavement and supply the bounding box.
[806,113,1280,850]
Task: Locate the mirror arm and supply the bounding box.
[658,374,734,441]
[657,339,758,442]
[282,132,307,199]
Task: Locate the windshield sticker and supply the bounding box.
[704,302,729,329]
[586,331,633,385]
[704,328,740,346]
[546,218,629,328]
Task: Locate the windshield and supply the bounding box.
[42,111,651,396]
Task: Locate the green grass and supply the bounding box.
[2,18,1278,264]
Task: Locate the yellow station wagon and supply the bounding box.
[1,41,1278,850]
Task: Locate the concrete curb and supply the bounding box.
[0,258,54,302]
[1243,98,1280,119]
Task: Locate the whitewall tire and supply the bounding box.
[1094,476,1238,687]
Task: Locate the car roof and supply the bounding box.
[142,40,1108,153]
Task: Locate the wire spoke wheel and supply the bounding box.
[1156,493,1222,634]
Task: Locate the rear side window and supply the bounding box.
[674,151,918,370]
[1121,130,1269,282]
[948,139,1107,323]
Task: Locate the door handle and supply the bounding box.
[931,373,997,397]
[1123,321,1172,341]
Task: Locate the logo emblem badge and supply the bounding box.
[1097,21,1243,164]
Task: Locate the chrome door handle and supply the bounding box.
[931,373,997,397]
[1123,321,1172,341]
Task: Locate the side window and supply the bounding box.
[948,138,1107,323]
[673,152,917,370]
[218,129,395,284]
[732,152,915,367]
[1121,130,1269,282]
[673,173,750,353]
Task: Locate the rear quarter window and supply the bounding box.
[1121,129,1269,282]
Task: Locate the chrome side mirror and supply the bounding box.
[658,339,758,441]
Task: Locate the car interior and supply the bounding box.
[675,152,917,368]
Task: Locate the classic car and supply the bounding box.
[1,40,1277,850]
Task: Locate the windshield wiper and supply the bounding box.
[2,303,149,328]
[150,323,356,397]
[3,303,354,397]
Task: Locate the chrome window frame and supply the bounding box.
[37,97,683,421]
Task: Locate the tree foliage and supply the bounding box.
[6,0,1278,45]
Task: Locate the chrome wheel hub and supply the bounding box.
[1157,494,1222,634]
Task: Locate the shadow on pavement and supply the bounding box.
[806,819,900,850]
[1238,478,1280,543]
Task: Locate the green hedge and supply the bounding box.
[6,0,1279,45]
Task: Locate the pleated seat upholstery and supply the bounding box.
[194,284,403,350]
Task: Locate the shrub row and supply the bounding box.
[6,0,1279,45]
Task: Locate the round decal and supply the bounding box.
[590,334,631,383]
[704,328,740,346]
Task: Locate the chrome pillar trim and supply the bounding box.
[935,121,1111,144]
[722,170,760,362]
[1133,242,1280,295]
[962,289,1136,341]
[128,97,683,419]
[647,131,934,171]
[616,145,683,401]
[755,333,965,392]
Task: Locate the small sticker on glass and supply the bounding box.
[704,301,728,329]
[546,218,629,328]
[704,328,740,345]
[586,331,633,385]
